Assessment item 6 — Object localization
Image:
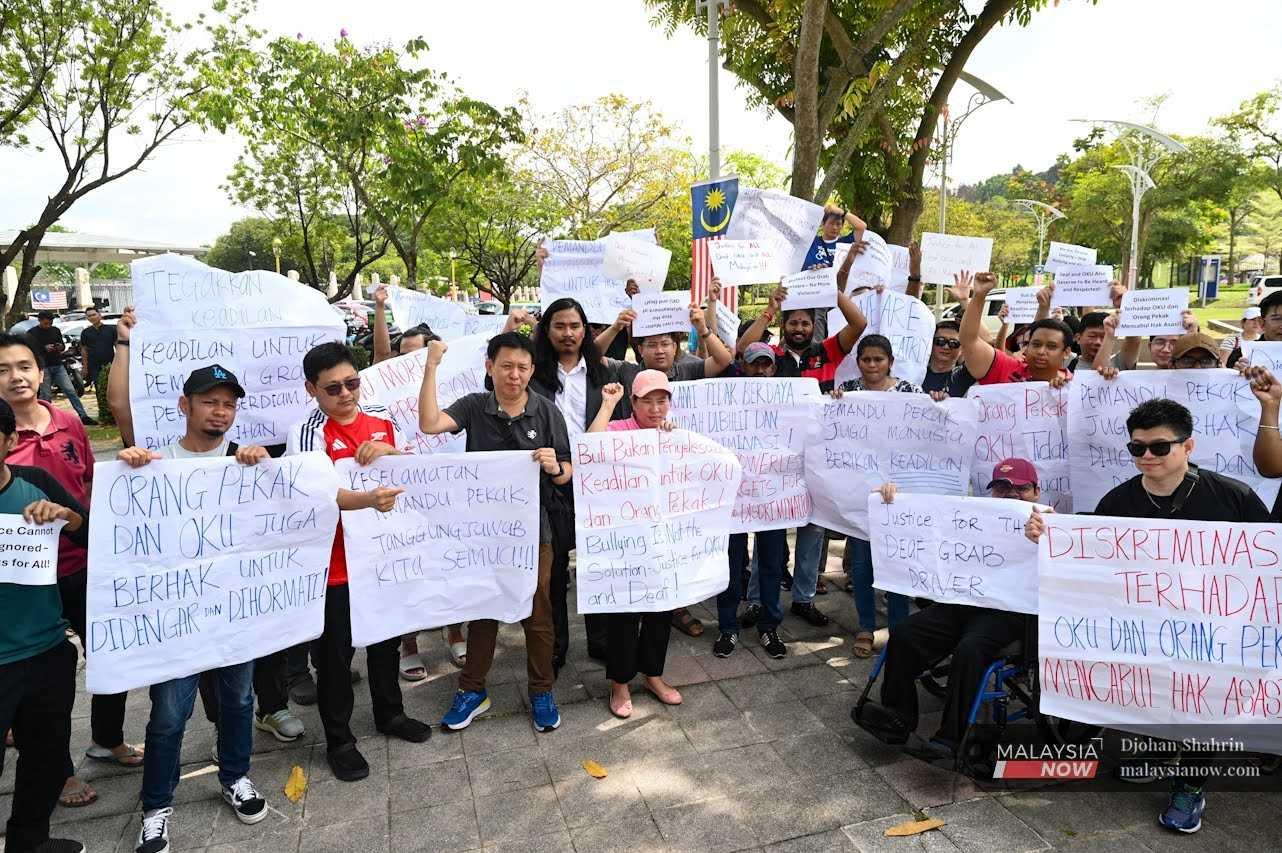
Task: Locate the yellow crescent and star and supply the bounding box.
[700,187,731,234]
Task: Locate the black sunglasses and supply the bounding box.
[932,337,961,350]
[1126,437,1188,458]
[320,377,361,397]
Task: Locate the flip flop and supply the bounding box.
[443,627,467,668]
[671,608,704,638]
[398,653,427,682]
[852,631,875,659]
[85,743,144,766]
[59,778,98,808]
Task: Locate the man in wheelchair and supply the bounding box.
[853,458,1039,759]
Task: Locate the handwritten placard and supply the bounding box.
[807,393,976,538]
[338,452,540,646]
[0,515,66,585]
[1044,241,1097,273]
[669,378,823,532]
[539,239,631,325]
[1067,369,1278,512]
[1240,340,1282,372]
[781,268,837,310]
[1038,515,1282,749]
[1051,264,1113,307]
[726,188,825,274]
[920,233,994,286]
[869,493,1039,614]
[632,290,691,338]
[603,235,672,293]
[85,454,341,693]
[707,239,785,288]
[966,383,1072,512]
[129,254,345,450]
[1116,288,1189,337]
[834,231,894,291]
[1005,288,1040,324]
[385,286,473,340]
[834,290,933,388]
[358,334,488,455]
[712,299,740,351]
[572,429,742,613]
[888,244,911,291]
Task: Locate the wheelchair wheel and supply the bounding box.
[1034,713,1101,746]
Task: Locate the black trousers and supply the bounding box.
[0,640,76,853]
[312,583,403,751]
[286,642,311,682]
[880,603,1027,743]
[549,532,572,665]
[604,611,672,684]
[57,570,127,749]
[197,647,291,724]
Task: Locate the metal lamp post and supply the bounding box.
[1071,119,1187,289]
[271,237,282,275]
[1012,199,1066,282]
[695,0,731,180]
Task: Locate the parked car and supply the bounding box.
[1250,274,1282,306]
[939,289,1009,335]
[60,313,122,347]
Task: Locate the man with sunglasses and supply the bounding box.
[287,342,432,782]
[855,458,1039,758]
[1027,398,1269,834]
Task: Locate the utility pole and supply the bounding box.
[697,0,730,180]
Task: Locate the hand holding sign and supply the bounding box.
[631,290,692,337]
[780,268,838,310]
[1115,288,1188,336]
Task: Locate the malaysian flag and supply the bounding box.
[691,177,739,312]
[31,289,68,310]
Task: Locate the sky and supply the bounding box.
[3,0,1281,248]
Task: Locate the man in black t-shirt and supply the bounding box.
[1026,398,1269,836]
[78,307,116,389]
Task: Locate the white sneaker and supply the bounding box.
[221,776,268,825]
[135,807,172,853]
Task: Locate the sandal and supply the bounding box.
[671,607,704,638]
[59,777,98,808]
[398,653,427,682]
[444,627,467,668]
[85,742,144,766]
[853,631,875,659]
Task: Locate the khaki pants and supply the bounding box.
[459,544,555,696]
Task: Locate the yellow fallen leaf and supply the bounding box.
[284,765,307,803]
[581,759,608,779]
[884,818,945,837]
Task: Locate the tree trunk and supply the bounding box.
[789,0,828,200]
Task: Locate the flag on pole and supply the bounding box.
[691,177,739,312]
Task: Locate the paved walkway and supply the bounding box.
[5,553,1279,853]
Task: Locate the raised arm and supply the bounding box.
[417,340,460,435]
[692,303,733,376]
[587,382,624,432]
[372,284,393,364]
[834,289,870,354]
[1247,366,1282,477]
[1033,283,1053,323]
[738,285,784,354]
[107,307,136,447]
[960,272,999,380]
[594,308,635,363]
[699,279,722,358]
[993,303,1011,353]
[905,241,924,300]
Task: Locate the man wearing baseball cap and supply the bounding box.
[114,365,297,853]
[1170,333,1222,370]
[854,458,1039,758]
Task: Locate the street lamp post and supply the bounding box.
[271,237,282,276]
[448,249,457,291]
[1071,119,1187,289]
[696,0,731,180]
[1012,199,1067,282]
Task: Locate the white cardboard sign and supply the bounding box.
[1051,265,1114,307]
[781,268,838,310]
[706,240,784,288]
[726,188,826,275]
[1116,289,1189,337]
[1005,288,1040,324]
[539,239,631,325]
[603,235,671,293]
[631,290,691,338]
[1044,241,1097,273]
[965,383,1072,512]
[834,231,894,292]
[919,233,994,286]
[0,516,65,585]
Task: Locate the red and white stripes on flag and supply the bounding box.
[692,237,738,311]
[31,289,68,310]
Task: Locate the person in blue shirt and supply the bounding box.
[802,204,867,270]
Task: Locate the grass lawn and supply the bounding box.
[1186,284,1250,330]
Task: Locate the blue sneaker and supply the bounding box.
[1158,782,1204,833]
[440,690,490,731]
[530,690,560,732]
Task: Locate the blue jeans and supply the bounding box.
[790,524,827,605]
[38,363,89,420]
[718,530,785,634]
[845,536,908,633]
[141,662,254,809]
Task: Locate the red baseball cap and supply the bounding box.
[986,458,1038,489]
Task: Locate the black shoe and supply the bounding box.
[791,601,831,627]
[30,841,86,853]
[80,416,99,426]
[739,603,762,628]
[851,700,912,746]
[712,631,738,657]
[759,630,786,659]
[326,743,370,782]
[780,571,794,591]
[288,673,317,706]
[377,714,431,743]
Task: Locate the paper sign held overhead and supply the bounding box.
[1004,288,1040,324]
[706,240,784,287]
[386,286,472,340]
[834,231,895,292]
[539,239,631,325]
[780,268,837,310]
[1044,241,1097,273]
[1240,341,1282,372]
[603,235,671,293]
[631,290,691,338]
[1116,288,1189,337]
[834,289,934,388]
[712,299,740,351]
[726,188,825,275]
[919,233,993,286]
[1051,265,1113,307]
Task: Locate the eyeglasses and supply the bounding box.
[320,377,361,397]
[932,337,961,350]
[1125,437,1188,458]
[991,482,1037,498]
[1173,355,1218,369]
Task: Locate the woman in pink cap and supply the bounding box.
[586,370,682,718]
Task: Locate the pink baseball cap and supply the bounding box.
[632,369,672,399]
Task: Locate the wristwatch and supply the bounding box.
[907,275,921,283]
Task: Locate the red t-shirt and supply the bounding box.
[979,348,1072,386]
[770,336,847,392]
[291,408,400,586]
[8,401,93,577]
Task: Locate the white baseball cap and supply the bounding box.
[1243,307,1262,320]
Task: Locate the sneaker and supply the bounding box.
[739,603,762,628]
[221,776,267,825]
[530,691,561,732]
[135,807,172,853]
[441,689,491,731]
[760,630,786,659]
[712,631,738,658]
[29,840,86,853]
[326,743,369,782]
[1158,782,1205,833]
[255,709,305,742]
[287,673,317,706]
[377,714,432,743]
[790,601,831,627]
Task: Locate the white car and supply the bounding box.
[1250,274,1282,306]
[939,289,1009,335]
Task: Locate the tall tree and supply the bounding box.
[0,0,80,146]
[1219,85,1282,205]
[452,175,559,311]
